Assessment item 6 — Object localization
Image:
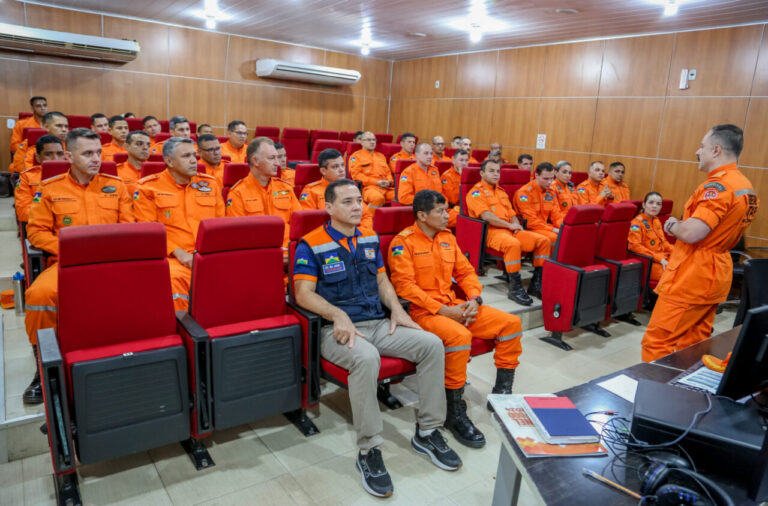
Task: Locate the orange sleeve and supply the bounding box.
[215,184,226,218]
[388,236,444,314]
[133,185,158,223]
[550,196,564,228]
[14,173,34,223]
[689,188,730,231]
[10,142,27,174]
[10,122,23,152]
[628,223,659,261]
[465,189,491,218]
[397,169,415,204]
[117,182,136,223]
[26,191,58,255]
[225,185,248,217]
[299,186,319,210]
[516,189,548,231]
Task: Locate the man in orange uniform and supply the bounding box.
[101,116,129,162]
[116,130,151,195]
[11,112,69,174]
[441,149,469,207]
[135,137,223,310]
[514,162,563,247]
[151,116,195,155]
[459,138,479,164]
[299,148,373,229]
[10,96,47,153]
[389,132,416,173]
[466,160,550,305]
[431,136,451,164]
[197,134,225,188]
[576,161,612,205]
[450,136,462,149]
[142,115,162,147]
[552,161,577,213]
[197,124,214,136]
[398,143,458,227]
[641,124,759,362]
[602,162,631,203]
[489,143,509,163]
[14,135,66,223]
[226,136,301,258]
[349,131,394,207]
[518,154,534,178]
[220,120,248,163]
[389,189,523,449]
[90,113,109,133]
[22,128,134,404]
[275,142,295,186]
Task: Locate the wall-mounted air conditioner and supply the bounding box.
[256,59,361,86]
[0,22,139,63]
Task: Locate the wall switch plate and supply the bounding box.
[688,69,697,80]
[435,80,440,89]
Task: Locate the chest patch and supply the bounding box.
[322,262,345,275]
[364,248,376,259]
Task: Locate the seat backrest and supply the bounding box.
[311,139,344,163]
[595,203,637,260]
[444,148,457,158]
[660,199,674,215]
[223,163,250,193]
[100,161,118,176]
[254,126,280,143]
[377,142,401,159]
[190,216,286,329]
[126,117,143,131]
[280,127,310,162]
[196,162,206,174]
[57,222,175,356]
[24,127,48,146]
[217,136,229,144]
[499,169,530,203]
[500,163,518,169]
[436,161,453,175]
[147,153,164,162]
[288,210,330,295]
[98,132,112,145]
[374,133,393,144]
[294,163,322,197]
[459,167,482,216]
[570,171,588,185]
[113,152,129,164]
[468,162,481,168]
[553,204,605,267]
[18,111,32,120]
[188,121,197,133]
[340,131,356,142]
[41,160,71,180]
[66,115,91,129]
[627,199,643,214]
[472,149,490,161]
[159,120,170,133]
[141,161,167,178]
[345,142,361,157]
[310,129,339,148]
[155,132,171,143]
[373,206,415,269]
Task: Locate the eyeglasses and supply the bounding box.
[361,138,376,142]
[232,131,248,136]
[433,142,445,145]
[200,146,221,153]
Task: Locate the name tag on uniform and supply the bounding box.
[322,262,345,275]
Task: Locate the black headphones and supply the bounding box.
[639,454,735,506]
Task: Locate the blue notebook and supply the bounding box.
[522,396,600,444]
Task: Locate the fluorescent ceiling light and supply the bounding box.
[664,2,679,16]
[646,0,701,16]
[190,0,233,28]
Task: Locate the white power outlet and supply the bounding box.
[688,69,697,80]
[435,80,440,89]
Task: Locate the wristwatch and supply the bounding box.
[470,296,483,305]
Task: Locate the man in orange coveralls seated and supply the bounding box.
[23,128,134,404]
[349,131,394,208]
[116,130,151,196]
[389,189,523,449]
[14,135,67,223]
[101,115,130,162]
[134,137,224,311]
[397,143,458,227]
[10,96,47,153]
[601,161,631,203]
[197,134,225,188]
[576,161,613,206]
[628,191,673,284]
[641,124,759,362]
[514,162,563,246]
[441,149,469,208]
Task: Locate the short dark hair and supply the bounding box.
[90,113,107,124]
[452,136,462,142]
[643,191,662,205]
[65,128,100,149]
[227,120,246,131]
[535,162,555,175]
[453,149,468,159]
[517,154,533,163]
[413,189,445,218]
[609,161,625,171]
[400,132,416,142]
[126,130,150,144]
[325,178,358,203]
[142,115,158,126]
[197,123,211,133]
[318,148,343,168]
[35,134,62,154]
[354,130,364,138]
[169,116,189,130]
[108,115,127,128]
[124,112,135,118]
[588,160,604,170]
[274,142,285,151]
[30,96,46,106]
[196,133,218,146]
[709,124,743,157]
[43,111,67,125]
[481,159,500,172]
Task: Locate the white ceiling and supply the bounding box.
[22,0,768,60]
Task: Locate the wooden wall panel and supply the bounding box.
[225,35,324,85]
[652,160,706,217]
[455,52,497,98]
[538,98,597,152]
[751,30,768,96]
[741,98,768,168]
[0,0,25,24]
[391,56,457,99]
[0,59,32,118]
[168,27,228,80]
[363,98,389,133]
[168,77,227,126]
[324,52,390,99]
[490,98,539,148]
[321,93,364,132]
[658,97,749,161]
[533,150,594,173]
[494,46,546,97]
[25,4,102,36]
[599,35,674,96]
[667,26,763,96]
[103,18,168,74]
[29,63,104,116]
[448,99,495,145]
[273,89,324,129]
[617,157,657,201]
[541,41,603,97]
[591,98,664,157]
[103,71,168,120]
[225,83,266,128]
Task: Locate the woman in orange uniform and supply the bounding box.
[628,192,673,282]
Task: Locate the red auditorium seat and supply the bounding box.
[113,152,129,164]
[222,163,249,199]
[570,171,588,185]
[436,161,453,175]
[499,169,530,214]
[18,111,32,119]
[393,158,415,201]
[154,132,171,144]
[22,127,47,147]
[627,200,643,214]
[444,148,458,158]
[472,149,490,161]
[176,216,318,439]
[141,161,167,178]
[595,203,645,324]
[159,120,169,133]
[309,129,339,148]
[293,163,322,198]
[99,161,118,176]
[221,154,231,163]
[280,128,310,162]
[66,115,90,129]
[453,167,485,273]
[310,139,344,163]
[216,136,229,144]
[189,121,197,133]
[125,117,143,131]
[148,153,164,162]
[500,163,518,169]
[377,142,401,159]
[540,205,612,350]
[374,132,393,144]
[345,141,362,158]
[254,126,280,143]
[373,205,415,275]
[339,131,356,141]
[38,223,193,502]
[97,132,112,145]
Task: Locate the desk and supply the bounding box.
[490,330,757,506]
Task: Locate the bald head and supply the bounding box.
[415,143,433,168]
[431,136,446,156]
[359,131,377,152]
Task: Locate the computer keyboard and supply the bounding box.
[669,361,723,395]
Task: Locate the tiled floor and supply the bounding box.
[0,195,739,505]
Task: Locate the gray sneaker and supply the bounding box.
[356,448,393,497]
[411,426,462,471]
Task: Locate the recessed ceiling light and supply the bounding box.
[555,8,580,14]
[361,45,370,56]
[664,0,679,16]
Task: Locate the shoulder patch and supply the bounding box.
[42,173,66,185]
[306,180,322,187]
[703,182,726,192]
[99,173,121,181]
[630,224,640,232]
[197,172,215,180]
[229,179,243,190]
[397,228,414,238]
[138,173,160,184]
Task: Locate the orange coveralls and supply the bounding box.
[134,170,224,310]
[628,213,673,282]
[14,165,42,223]
[432,153,451,164]
[11,116,41,153]
[575,179,609,206]
[398,162,458,227]
[389,225,522,389]
[10,139,37,174]
[388,150,415,173]
[552,180,578,213]
[349,149,395,207]
[641,163,759,362]
[602,176,631,204]
[280,168,296,187]
[465,180,550,273]
[101,142,127,162]
[25,172,134,344]
[298,177,373,229]
[116,161,142,196]
[514,182,563,245]
[220,140,247,164]
[441,168,461,207]
[200,159,225,189]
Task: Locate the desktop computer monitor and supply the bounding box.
[716,305,768,400]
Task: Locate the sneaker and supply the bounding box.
[356,448,393,498]
[411,426,462,471]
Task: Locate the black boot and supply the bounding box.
[23,346,42,405]
[507,273,533,306]
[527,266,543,299]
[444,388,485,448]
[487,368,516,410]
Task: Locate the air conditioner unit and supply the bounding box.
[256,59,361,86]
[0,22,139,63]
